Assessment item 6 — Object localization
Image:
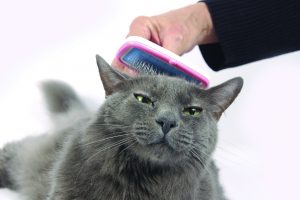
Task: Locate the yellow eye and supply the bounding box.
[182,107,202,117]
[134,94,153,105]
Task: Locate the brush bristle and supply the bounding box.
[130,60,160,75]
[120,47,203,86]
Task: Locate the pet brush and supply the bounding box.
[115,36,210,88]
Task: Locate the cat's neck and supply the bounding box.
[106,150,201,199]
[106,148,200,183]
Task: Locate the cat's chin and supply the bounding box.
[132,142,187,164]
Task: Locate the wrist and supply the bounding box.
[193,2,218,44]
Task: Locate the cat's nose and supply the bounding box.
[156,116,177,135]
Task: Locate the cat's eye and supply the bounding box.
[134,94,153,105]
[182,107,202,117]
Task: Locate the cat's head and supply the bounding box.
[94,55,243,167]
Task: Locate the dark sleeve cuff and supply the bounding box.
[199,0,300,71]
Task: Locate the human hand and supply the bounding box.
[112,2,217,74]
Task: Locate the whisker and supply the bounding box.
[191,144,210,157]
[190,149,210,174]
[215,145,245,159]
[190,150,205,167]
[190,150,204,164]
[92,124,132,128]
[214,145,255,168]
[90,138,134,159]
[75,138,134,184]
[118,141,137,156]
[82,133,133,147]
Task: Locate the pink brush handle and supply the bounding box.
[116,39,209,88]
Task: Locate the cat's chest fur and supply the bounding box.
[115,161,200,200]
[52,135,210,200]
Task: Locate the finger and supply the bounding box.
[162,34,186,55]
[128,16,161,45]
[129,16,152,39]
[111,59,138,77]
[111,58,124,70]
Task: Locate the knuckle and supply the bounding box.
[131,16,151,26]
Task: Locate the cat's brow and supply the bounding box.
[176,91,194,105]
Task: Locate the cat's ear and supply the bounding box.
[207,77,243,120]
[96,55,129,96]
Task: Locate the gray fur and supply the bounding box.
[0,55,243,200]
[40,80,85,114]
[40,80,90,126]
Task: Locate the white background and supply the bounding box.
[0,0,300,199]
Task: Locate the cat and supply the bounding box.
[0,55,243,200]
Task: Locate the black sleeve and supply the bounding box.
[199,0,300,71]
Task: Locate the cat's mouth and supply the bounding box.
[148,135,173,148]
[147,135,182,154]
[132,134,188,163]
[149,139,172,150]
[146,142,186,163]
[149,136,166,145]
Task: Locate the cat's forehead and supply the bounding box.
[127,76,205,103]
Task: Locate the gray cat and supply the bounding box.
[0,55,243,200]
